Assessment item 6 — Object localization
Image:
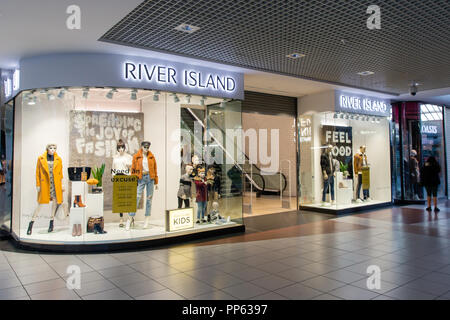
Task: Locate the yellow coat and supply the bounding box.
[36,152,63,204]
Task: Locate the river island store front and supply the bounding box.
[0,53,245,251]
[298,90,392,214]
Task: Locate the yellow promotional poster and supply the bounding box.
[112,175,137,213]
[362,167,370,189]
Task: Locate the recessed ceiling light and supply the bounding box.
[286,53,306,59]
[357,71,375,76]
[175,23,200,34]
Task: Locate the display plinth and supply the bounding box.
[336,172,353,205]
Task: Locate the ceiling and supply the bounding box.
[99,0,450,96]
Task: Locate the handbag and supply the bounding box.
[87,216,104,233]
[68,167,91,181]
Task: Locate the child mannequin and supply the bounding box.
[178,165,194,208]
[194,168,208,223]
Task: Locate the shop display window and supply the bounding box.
[0,100,13,232]
[12,87,243,244]
[299,111,391,210]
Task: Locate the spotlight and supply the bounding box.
[106,88,118,99]
[82,87,89,99]
[371,117,376,123]
[340,113,344,119]
[355,115,360,120]
[57,88,66,99]
[47,92,55,100]
[185,94,191,103]
[200,95,207,106]
[345,114,349,120]
[171,93,180,103]
[27,95,37,105]
[220,99,227,108]
[376,118,380,124]
[153,90,160,102]
[130,88,137,100]
[350,114,354,120]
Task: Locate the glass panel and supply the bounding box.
[0,100,13,232]
[299,111,391,210]
[13,88,243,244]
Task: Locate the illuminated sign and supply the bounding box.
[166,208,194,232]
[3,78,12,98]
[13,69,20,90]
[421,125,438,134]
[124,62,236,94]
[335,91,390,117]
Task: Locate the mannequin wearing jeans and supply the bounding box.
[129,141,159,230]
[320,145,335,206]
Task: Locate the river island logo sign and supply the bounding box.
[123,62,236,93]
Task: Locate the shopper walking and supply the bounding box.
[420,156,441,213]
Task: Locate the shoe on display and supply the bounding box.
[356,199,363,203]
[366,197,372,202]
[27,221,34,235]
[321,202,327,207]
[434,207,440,213]
[48,220,54,233]
[331,200,336,205]
[72,224,77,237]
[125,218,131,231]
[77,224,82,236]
[119,218,124,228]
[226,216,231,223]
[413,195,420,200]
[426,207,432,212]
[203,218,208,223]
[143,217,151,229]
[196,219,201,224]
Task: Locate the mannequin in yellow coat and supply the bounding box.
[27,144,66,235]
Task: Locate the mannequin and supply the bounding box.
[320,145,335,206]
[354,145,370,202]
[129,141,159,230]
[27,144,66,235]
[194,168,208,223]
[206,167,221,213]
[112,139,133,227]
[177,165,194,208]
[190,155,202,180]
[409,149,420,200]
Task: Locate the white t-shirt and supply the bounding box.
[112,153,133,175]
[142,155,149,172]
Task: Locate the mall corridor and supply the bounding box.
[0,203,449,300]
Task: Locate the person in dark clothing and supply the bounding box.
[420,156,441,213]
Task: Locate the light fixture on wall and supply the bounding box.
[371,117,376,123]
[349,114,354,120]
[355,115,360,120]
[200,95,207,106]
[153,90,160,101]
[375,118,380,124]
[47,91,55,101]
[106,88,118,99]
[130,88,138,100]
[340,113,344,119]
[57,88,66,99]
[344,114,349,119]
[333,112,339,119]
[220,99,228,108]
[82,87,89,99]
[185,94,191,103]
[171,93,180,103]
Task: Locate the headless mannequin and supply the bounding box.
[27,145,66,235]
[321,145,335,205]
[113,143,132,227]
[355,146,370,202]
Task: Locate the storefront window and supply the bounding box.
[0,100,13,232]
[12,87,243,244]
[299,111,391,210]
[391,102,446,202]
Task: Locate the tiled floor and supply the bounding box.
[0,203,449,300]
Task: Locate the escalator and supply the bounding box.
[181,107,287,196]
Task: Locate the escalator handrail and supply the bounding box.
[244,172,266,192]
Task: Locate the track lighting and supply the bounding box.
[340,113,344,119]
[153,90,160,102]
[171,93,180,103]
[106,88,118,99]
[47,92,55,100]
[345,114,349,120]
[185,94,191,103]
[27,95,37,105]
[57,88,66,99]
[82,87,89,99]
[220,99,228,108]
[130,88,138,100]
[333,113,338,119]
[355,115,360,120]
[200,95,207,106]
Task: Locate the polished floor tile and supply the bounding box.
[222,282,268,299]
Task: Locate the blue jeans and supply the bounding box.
[197,201,207,220]
[129,174,154,217]
[356,173,370,200]
[322,175,335,202]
